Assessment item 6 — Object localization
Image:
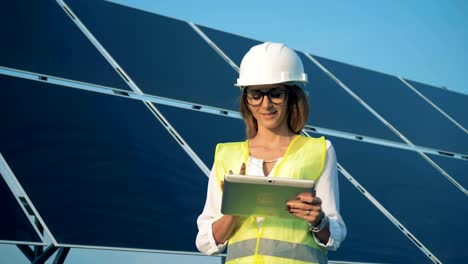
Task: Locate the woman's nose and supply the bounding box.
[261,94,273,108]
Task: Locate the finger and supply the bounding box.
[311,189,316,197]
[288,207,321,215]
[289,209,322,222]
[289,206,322,216]
[296,195,322,206]
[220,181,224,191]
[286,200,320,211]
[239,163,246,175]
[310,197,322,206]
[296,191,314,198]
[296,192,314,203]
[287,205,322,214]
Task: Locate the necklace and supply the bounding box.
[264,158,281,163]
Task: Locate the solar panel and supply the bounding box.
[155,105,244,166]
[404,79,468,129]
[64,0,241,111]
[314,56,468,155]
[0,0,128,90]
[334,172,429,263]
[197,25,262,67]
[426,154,468,190]
[0,173,43,245]
[324,135,468,263]
[300,53,404,141]
[0,74,207,252]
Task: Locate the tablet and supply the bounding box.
[221,174,315,219]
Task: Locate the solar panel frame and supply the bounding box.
[0,167,45,246]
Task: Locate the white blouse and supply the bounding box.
[196,140,347,255]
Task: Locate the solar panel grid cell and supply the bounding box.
[155,104,246,166]
[426,154,468,190]
[405,79,468,130]
[0,0,129,91]
[197,25,262,67]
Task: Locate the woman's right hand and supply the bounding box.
[222,163,246,191]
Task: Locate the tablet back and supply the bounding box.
[221,174,315,219]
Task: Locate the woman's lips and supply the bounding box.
[261,111,277,118]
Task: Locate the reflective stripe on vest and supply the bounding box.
[227,238,327,264]
[215,135,327,264]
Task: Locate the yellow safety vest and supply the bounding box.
[214,135,328,264]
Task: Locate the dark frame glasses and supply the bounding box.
[243,88,289,106]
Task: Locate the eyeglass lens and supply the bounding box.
[245,88,288,106]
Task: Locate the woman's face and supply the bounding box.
[245,84,289,132]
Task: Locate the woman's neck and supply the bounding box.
[251,127,296,146]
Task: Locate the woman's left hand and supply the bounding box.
[286,191,323,225]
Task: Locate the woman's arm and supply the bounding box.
[314,140,347,250]
[196,164,242,255]
[195,167,228,255]
[212,215,238,245]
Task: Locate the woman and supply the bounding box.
[196,42,346,264]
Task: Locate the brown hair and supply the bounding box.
[239,85,310,138]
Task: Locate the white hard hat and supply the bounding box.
[235,42,308,89]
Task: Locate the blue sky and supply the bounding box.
[2,0,467,263]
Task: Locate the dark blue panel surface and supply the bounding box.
[0,75,206,252]
[66,0,240,110]
[153,105,428,262]
[333,172,429,263]
[198,26,402,142]
[325,135,468,263]
[428,155,468,190]
[0,0,129,90]
[406,79,468,129]
[155,105,245,167]
[315,56,468,154]
[301,53,402,142]
[198,25,262,66]
[0,174,42,244]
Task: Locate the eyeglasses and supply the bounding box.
[244,88,289,106]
